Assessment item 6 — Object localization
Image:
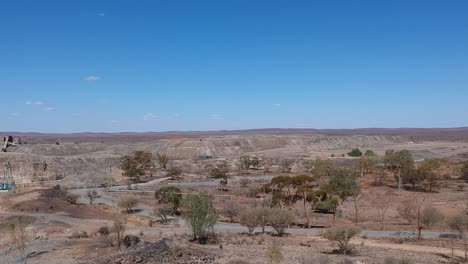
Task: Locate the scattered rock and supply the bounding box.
[123,235,141,248]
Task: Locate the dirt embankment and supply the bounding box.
[1,134,467,185]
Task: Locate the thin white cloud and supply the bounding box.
[211,114,223,120]
[10,112,20,117]
[25,101,44,106]
[98,13,105,17]
[168,113,182,119]
[43,107,54,111]
[143,113,157,120]
[83,76,101,81]
[111,120,119,124]
[273,103,281,107]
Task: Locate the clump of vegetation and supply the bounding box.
[239,177,251,188]
[157,153,169,170]
[322,225,361,255]
[181,193,218,243]
[154,186,182,214]
[87,189,99,204]
[421,206,444,230]
[268,208,295,236]
[239,155,261,173]
[265,242,283,264]
[383,149,414,190]
[304,158,337,179]
[223,202,239,223]
[117,195,140,213]
[347,148,362,157]
[280,159,294,173]
[239,207,260,235]
[461,160,468,182]
[207,162,229,179]
[120,150,153,182]
[65,192,80,204]
[97,213,127,249]
[8,216,31,264]
[166,165,183,179]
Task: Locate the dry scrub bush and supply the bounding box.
[268,208,295,236]
[117,195,139,213]
[154,203,172,223]
[87,189,99,204]
[370,190,393,230]
[65,192,80,204]
[322,225,361,255]
[239,177,251,188]
[70,231,89,239]
[446,213,468,261]
[111,213,127,249]
[421,206,444,230]
[98,226,110,236]
[265,242,283,264]
[239,207,260,235]
[397,199,417,224]
[223,202,239,223]
[8,216,30,264]
[257,206,272,233]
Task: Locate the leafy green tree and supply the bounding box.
[347,148,363,157]
[119,150,153,182]
[154,186,182,214]
[383,149,414,191]
[266,175,316,228]
[356,153,378,176]
[314,190,340,223]
[324,170,359,203]
[403,159,442,191]
[181,193,218,242]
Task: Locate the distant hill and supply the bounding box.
[2,127,468,144]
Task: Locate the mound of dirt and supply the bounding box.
[108,239,218,264]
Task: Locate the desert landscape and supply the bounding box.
[2,1,467,263]
[1,128,468,264]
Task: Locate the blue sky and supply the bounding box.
[1,0,467,133]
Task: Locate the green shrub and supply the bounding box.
[181,193,218,242]
[347,148,363,157]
